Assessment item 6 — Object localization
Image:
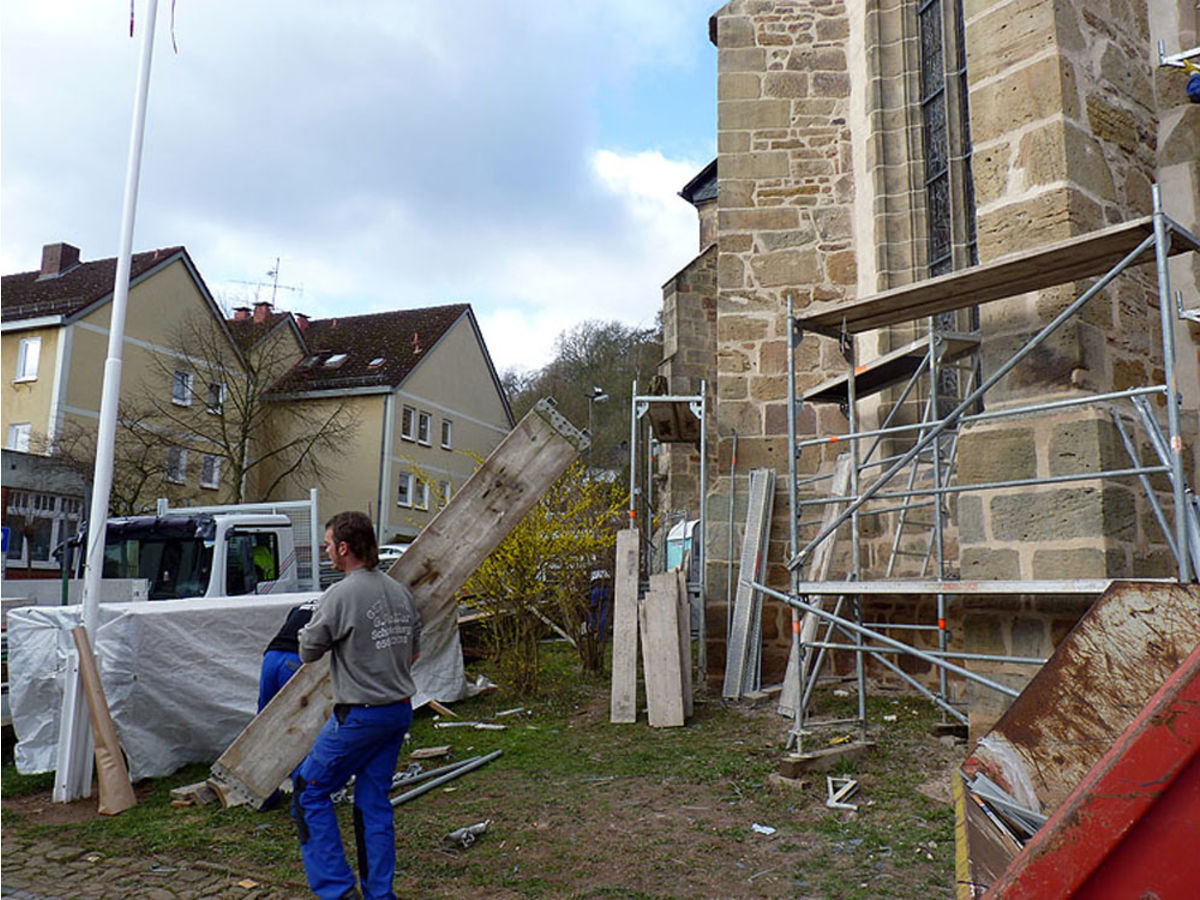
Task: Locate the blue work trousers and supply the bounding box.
[258,650,302,712]
[293,700,412,899]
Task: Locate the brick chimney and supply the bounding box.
[253,301,272,323]
[40,243,81,278]
[294,313,309,332]
[232,306,252,321]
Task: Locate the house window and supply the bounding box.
[417,411,432,446]
[172,371,193,406]
[401,406,416,441]
[201,454,221,489]
[323,353,348,368]
[4,490,83,570]
[396,472,413,507]
[413,478,429,511]
[166,446,188,484]
[206,382,226,415]
[15,337,41,382]
[441,419,453,449]
[438,480,452,507]
[6,423,32,452]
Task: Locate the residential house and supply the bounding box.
[1,242,244,575]
[263,304,514,541]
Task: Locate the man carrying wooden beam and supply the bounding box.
[293,511,421,900]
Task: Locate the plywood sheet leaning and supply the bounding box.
[640,571,685,727]
[779,453,852,717]
[211,399,588,807]
[723,468,775,700]
[956,581,1200,893]
[609,528,640,724]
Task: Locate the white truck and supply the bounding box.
[76,511,308,599]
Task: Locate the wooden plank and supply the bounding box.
[723,468,775,699]
[802,335,979,405]
[780,453,851,718]
[675,566,693,719]
[211,399,587,807]
[639,572,684,727]
[797,215,1199,335]
[609,528,640,723]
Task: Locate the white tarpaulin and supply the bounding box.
[9,589,470,779]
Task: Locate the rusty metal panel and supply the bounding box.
[983,640,1200,899]
[964,583,1200,813]
[957,582,1200,894]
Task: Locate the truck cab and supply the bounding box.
[78,512,300,600]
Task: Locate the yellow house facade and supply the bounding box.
[266,305,514,541]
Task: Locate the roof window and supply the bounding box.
[323,353,349,368]
[368,356,385,368]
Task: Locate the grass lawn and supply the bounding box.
[2,644,960,897]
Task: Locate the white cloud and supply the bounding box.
[1,0,716,374]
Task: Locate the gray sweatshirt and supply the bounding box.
[299,567,422,705]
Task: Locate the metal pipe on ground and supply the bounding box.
[390,749,503,807]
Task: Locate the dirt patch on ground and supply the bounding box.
[2,780,156,826]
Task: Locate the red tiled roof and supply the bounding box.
[1,246,187,322]
[268,304,471,393]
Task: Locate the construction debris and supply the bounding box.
[826,776,859,811]
[443,820,491,850]
[410,745,453,760]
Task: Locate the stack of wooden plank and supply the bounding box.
[609,529,693,727]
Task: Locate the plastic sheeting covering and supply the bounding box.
[8,590,470,780]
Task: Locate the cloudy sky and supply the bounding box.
[1,1,717,373]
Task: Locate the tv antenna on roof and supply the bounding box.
[232,256,303,307]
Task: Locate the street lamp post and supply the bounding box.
[587,385,608,473]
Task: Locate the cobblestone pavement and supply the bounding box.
[0,838,308,898]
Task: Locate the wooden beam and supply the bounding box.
[797,215,1199,335]
[609,529,640,724]
[211,399,587,807]
[640,572,685,728]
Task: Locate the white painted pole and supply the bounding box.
[56,0,160,804]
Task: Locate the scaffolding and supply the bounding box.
[777,186,1200,746]
[628,379,708,677]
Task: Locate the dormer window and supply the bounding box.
[323,353,349,368]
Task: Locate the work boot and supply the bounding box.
[338,888,361,900]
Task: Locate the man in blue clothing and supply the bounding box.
[293,511,421,900]
[258,600,316,712]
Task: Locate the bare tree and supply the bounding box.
[138,311,359,504]
[44,400,187,515]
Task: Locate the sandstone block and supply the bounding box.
[719,72,762,101]
[957,494,986,543]
[957,427,1037,484]
[960,547,1021,580]
[1030,547,1107,579]
[719,99,791,131]
[970,55,1078,145]
[720,151,791,180]
[965,0,1057,83]
[718,207,801,231]
[718,47,767,75]
[764,71,808,98]
[1010,617,1048,658]
[750,248,821,288]
[1047,416,1123,476]
[718,15,756,50]
[991,488,1123,541]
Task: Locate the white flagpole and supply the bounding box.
[54,0,161,803]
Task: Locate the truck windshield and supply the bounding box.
[102,537,214,600]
